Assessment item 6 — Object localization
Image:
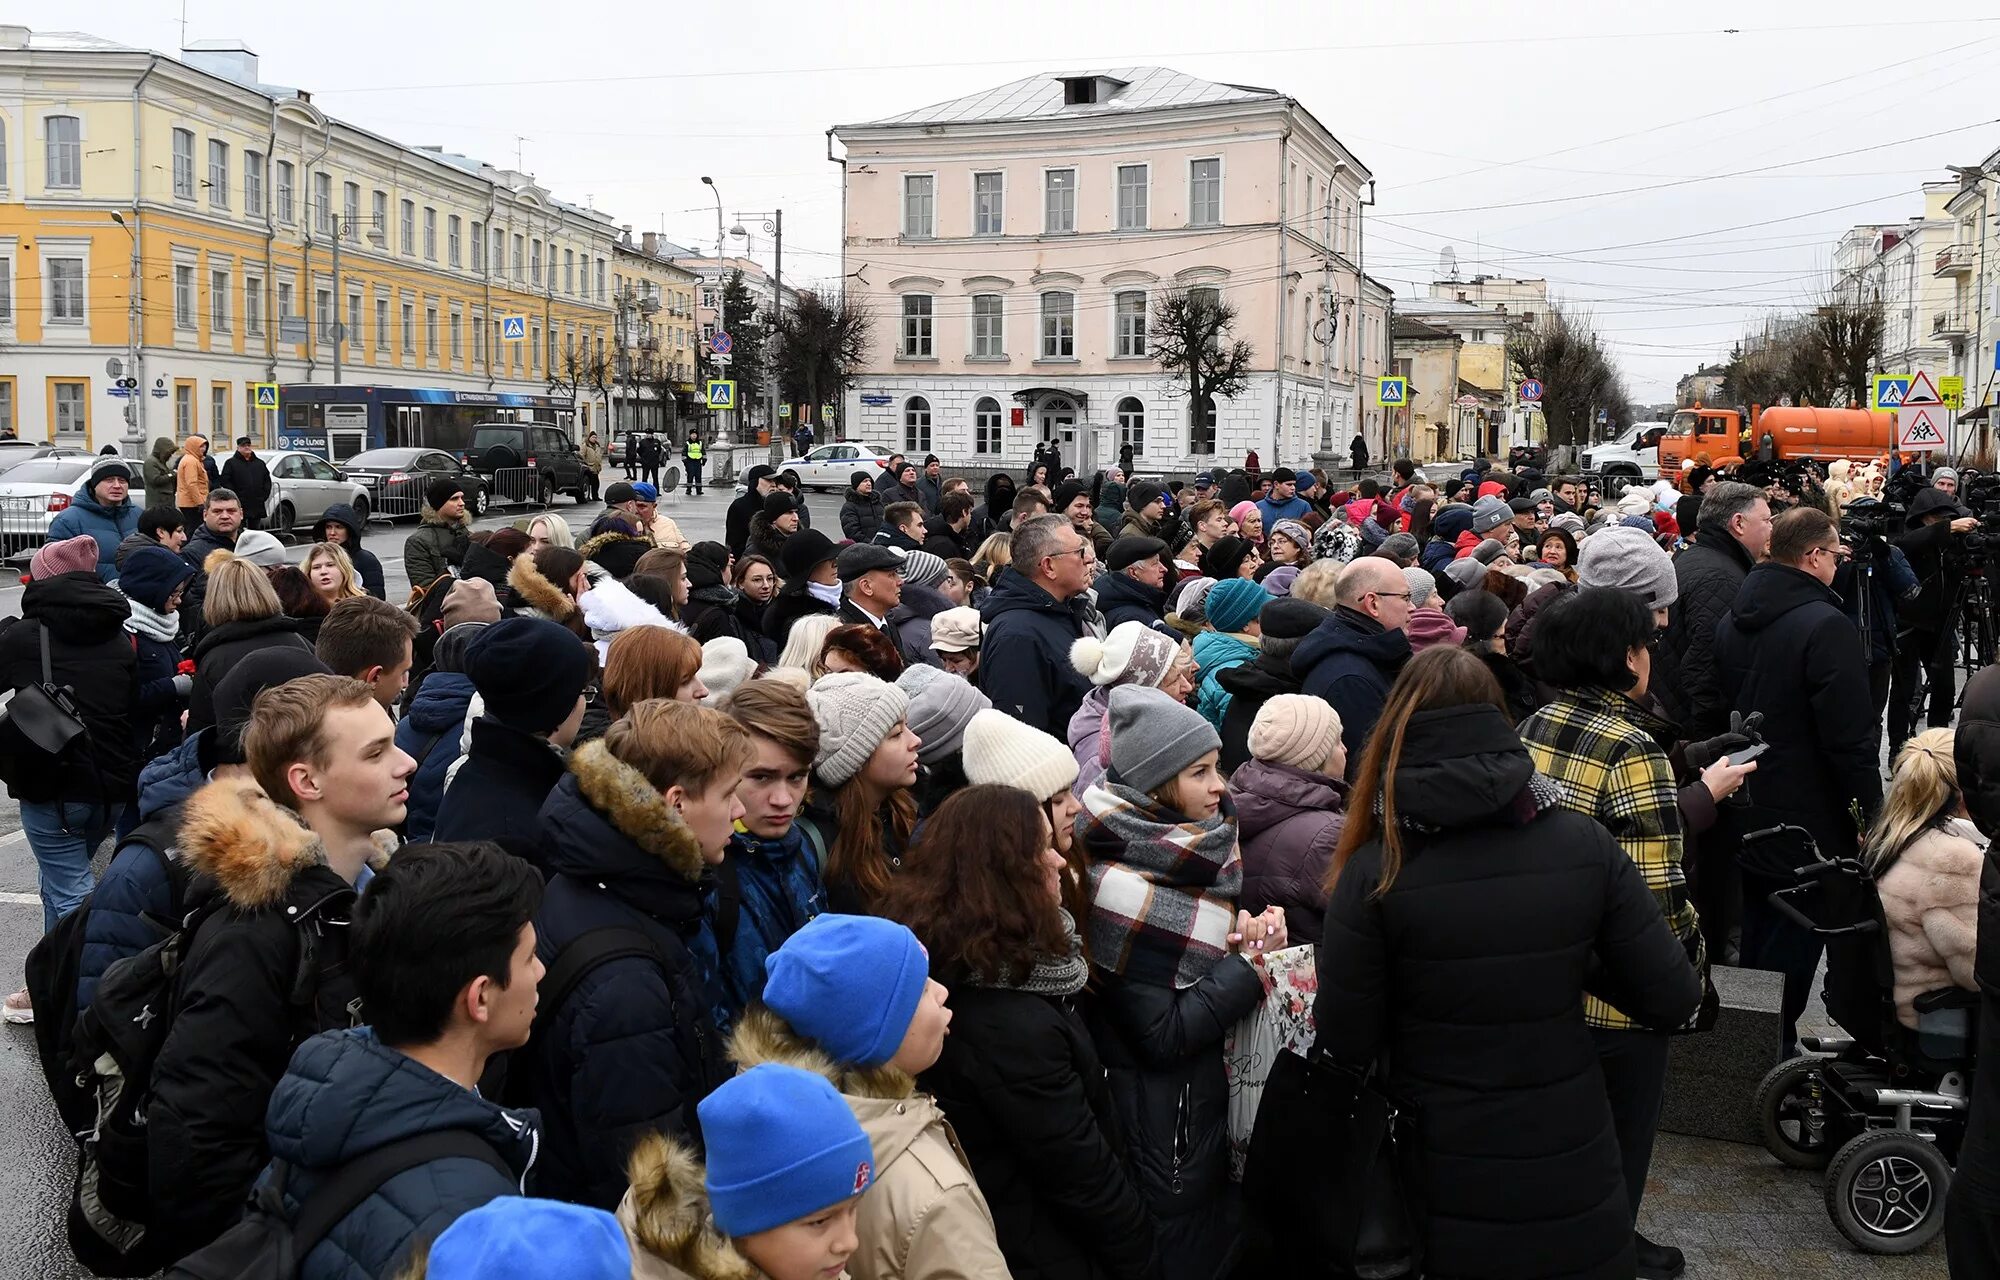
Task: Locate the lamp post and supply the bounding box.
[327,213,386,384]
[731,208,784,447]
[700,176,734,441]
[108,212,143,451]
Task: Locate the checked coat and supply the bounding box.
[1518,686,1706,1031]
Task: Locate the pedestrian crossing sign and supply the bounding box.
[251,383,279,409]
[1872,374,1911,410]
[500,315,527,342]
[1376,376,1408,407]
[705,380,737,410]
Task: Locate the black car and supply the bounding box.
[460,422,591,505]
[340,447,491,520]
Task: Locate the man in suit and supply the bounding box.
[835,543,922,668]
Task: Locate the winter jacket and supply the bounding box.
[528,740,731,1210]
[1894,487,1966,634]
[1315,702,1703,1280]
[434,717,569,870]
[841,487,885,543]
[1192,629,1258,729]
[1293,606,1412,778]
[47,483,141,581]
[393,672,477,842]
[127,605,189,761]
[916,472,945,514]
[745,514,791,569]
[1876,818,1982,1028]
[1114,509,1160,542]
[1077,518,1114,560]
[177,522,238,641]
[1228,758,1344,942]
[1832,543,1917,665]
[581,529,656,581]
[729,1008,1011,1280]
[0,573,141,806]
[1094,572,1168,633]
[1216,647,1307,776]
[404,504,471,590]
[724,490,764,557]
[175,437,211,509]
[186,612,315,734]
[1949,670,2000,1219]
[888,583,954,669]
[1066,686,1114,799]
[147,779,383,1260]
[1664,530,1757,736]
[308,506,386,600]
[879,479,922,509]
[260,1027,537,1280]
[579,574,679,663]
[616,1137,765,1280]
[1714,564,1884,869]
[762,580,837,647]
[218,451,273,522]
[922,516,972,561]
[921,980,1158,1280]
[875,524,927,554]
[143,437,180,509]
[687,827,824,1031]
[979,573,1092,737]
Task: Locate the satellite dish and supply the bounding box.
[1439,246,1459,280]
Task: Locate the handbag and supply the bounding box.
[2,625,88,756]
[1239,1048,1424,1279]
[1223,943,1319,1181]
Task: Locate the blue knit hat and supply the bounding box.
[1204,576,1266,634]
[118,544,196,611]
[700,1063,876,1237]
[426,1197,631,1279]
[763,914,929,1068]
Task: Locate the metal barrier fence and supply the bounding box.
[366,476,427,522]
[0,496,52,561]
[489,467,541,506]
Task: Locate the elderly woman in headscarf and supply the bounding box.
[1262,519,1315,579]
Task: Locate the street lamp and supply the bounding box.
[700,176,732,442]
[731,209,785,446]
[109,212,143,449]
[327,213,386,384]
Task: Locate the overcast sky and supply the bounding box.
[33,0,2000,401]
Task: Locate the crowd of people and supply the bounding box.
[7,435,2000,1280]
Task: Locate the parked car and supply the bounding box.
[0,456,98,560]
[340,447,491,520]
[259,450,374,537]
[773,442,897,492]
[459,422,589,506]
[0,442,91,475]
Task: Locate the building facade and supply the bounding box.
[1941,151,1998,433]
[0,27,618,454]
[610,231,699,438]
[1393,275,1546,452]
[1830,184,1959,388]
[830,67,1393,473]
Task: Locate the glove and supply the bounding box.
[1684,711,1765,772]
[172,673,193,698]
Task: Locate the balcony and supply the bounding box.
[1936,242,1975,277]
[1934,312,1971,340]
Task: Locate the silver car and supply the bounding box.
[777,442,897,493]
[259,450,373,537]
[0,457,99,561]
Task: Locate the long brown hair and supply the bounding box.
[603,625,703,715]
[879,785,1071,985]
[828,775,916,911]
[1328,646,1508,900]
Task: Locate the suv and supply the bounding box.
[1579,422,1669,480]
[461,423,592,505]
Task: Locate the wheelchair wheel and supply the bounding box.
[1754,1055,1833,1170]
[1825,1129,1952,1254]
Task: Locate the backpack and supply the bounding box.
[164,1130,512,1280]
[24,817,183,1137]
[498,923,672,1111]
[404,573,458,675]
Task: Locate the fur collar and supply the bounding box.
[177,779,394,910]
[567,739,705,881]
[728,1005,916,1102]
[419,503,471,529]
[508,552,578,620]
[619,1135,760,1280]
[578,530,653,561]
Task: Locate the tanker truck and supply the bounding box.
[1656,404,1901,484]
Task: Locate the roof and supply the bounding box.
[1392,316,1457,342]
[848,67,1282,129]
[17,30,136,51]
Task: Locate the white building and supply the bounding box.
[1830,184,1959,389]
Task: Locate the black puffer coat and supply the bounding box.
[0,573,141,805]
[1215,649,1301,775]
[1314,704,1702,1280]
[1664,530,1756,737]
[979,573,1091,736]
[841,486,885,543]
[433,717,569,871]
[186,613,315,734]
[1950,667,2000,1263]
[1093,572,1167,633]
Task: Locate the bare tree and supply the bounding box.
[548,346,613,433]
[1150,288,1254,454]
[1718,297,1883,409]
[770,291,870,435]
[1509,306,1627,449]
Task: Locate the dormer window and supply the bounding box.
[1058,74,1128,107]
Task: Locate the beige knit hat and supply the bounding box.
[1248,694,1343,773]
[961,709,1079,802]
[1070,621,1178,688]
[806,672,910,787]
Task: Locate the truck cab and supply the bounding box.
[1657,408,1745,481]
[1581,422,1670,478]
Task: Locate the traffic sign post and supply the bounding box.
[1518,379,1545,402]
[705,380,737,410]
[1897,369,1948,452]
[251,383,279,409]
[1375,376,1408,407]
[500,315,527,342]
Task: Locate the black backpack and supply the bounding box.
[165,1130,511,1280]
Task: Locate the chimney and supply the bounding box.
[0,26,30,50]
[180,39,260,87]
[642,232,658,256]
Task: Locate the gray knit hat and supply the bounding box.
[1402,565,1437,609]
[806,672,910,786]
[901,550,950,589]
[1577,524,1679,609]
[1108,685,1221,794]
[1470,538,1506,565]
[1378,532,1421,564]
[896,665,990,765]
[1470,494,1513,536]
[1444,557,1488,590]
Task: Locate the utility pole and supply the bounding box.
[733,209,785,449]
[701,176,730,441]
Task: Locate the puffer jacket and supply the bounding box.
[0,573,141,805]
[143,437,180,509]
[1228,758,1344,942]
[259,1027,538,1280]
[1876,817,1982,1028]
[1066,686,1113,799]
[309,505,386,600]
[727,1007,1011,1280]
[1216,648,1306,776]
[1293,606,1411,778]
[1192,629,1257,729]
[1664,529,1756,737]
[393,671,477,842]
[527,739,731,1210]
[437,717,570,872]
[685,827,824,1033]
[175,436,211,508]
[404,503,471,590]
[1094,572,1168,633]
[890,583,954,668]
[186,612,315,734]
[47,483,141,581]
[979,573,1091,736]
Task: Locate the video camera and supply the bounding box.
[1951,469,2000,560]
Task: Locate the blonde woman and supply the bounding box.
[776,612,841,674]
[516,511,575,551]
[302,542,365,607]
[971,532,1012,584]
[1865,728,1983,1028]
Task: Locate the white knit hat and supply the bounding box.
[1070,621,1179,689]
[1248,694,1344,772]
[697,636,759,702]
[806,672,910,787]
[961,709,1079,802]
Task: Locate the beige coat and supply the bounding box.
[1877,817,1983,1027]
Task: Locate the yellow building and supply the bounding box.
[610,232,699,438]
[0,27,617,454]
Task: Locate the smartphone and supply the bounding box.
[1725,743,1768,767]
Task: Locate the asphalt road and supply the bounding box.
[0,483,841,1279]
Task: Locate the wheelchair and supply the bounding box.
[1746,825,1974,1255]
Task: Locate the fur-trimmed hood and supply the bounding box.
[549,738,705,882]
[418,502,472,529]
[618,1135,762,1280]
[729,1004,917,1103]
[507,550,579,621]
[579,530,655,582]
[177,778,394,910]
[579,575,683,662]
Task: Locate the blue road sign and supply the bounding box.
[1519,379,1545,402]
[500,315,527,341]
[711,330,734,355]
[1375,376,1408,407]
[1873,374,1911,410]
[705,380,737,410]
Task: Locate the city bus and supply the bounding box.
[274,384,576,463]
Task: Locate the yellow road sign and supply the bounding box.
[705,380,737,410]
[251,383,279,409]
[1941,376,1965,410]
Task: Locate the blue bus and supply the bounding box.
[277,384,576,463]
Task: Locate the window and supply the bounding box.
[1115,291,1147,357]
[423,207,437,260]
[426,306,438,355]
[401,303,415,352]
[0,259,11,323]
[450,308,462,361]
[973,171,1004,236]
[512,235,524,280]
[974,396,1003,455]
[211,385,227,436]
[448,215,462,267]
[174,264,195,329]
[371,190,388,240]
[0,382,12,434]
[207,139,229,207]
[314,172,331,234]
[174,383,193,436]
[531,239,542,287]
[342,182,359,238]
[701,287,718,310]
[1117,397,1145,453]
[902,174,935,238]
[473,310,486,362]
[1045,168,1076,233]
[49,257,85,323]
[55,382,87,437]
[1190,394,1218,455]
[900,294,934,357]
[400,200,415,254]
[244,151,263,215]
[903,395,932,453]
[564,248,574,294]
[530,324,541,372]
[1116,164,1148,230]
[1190,158,1221,226]
[275,161,294,222]
[468,220,482,269]
[315,288,332,344]
[376,297,389,350]
[277,281,293,330]
[1040,291,1075,358]
[46,115,83,188]
[347,294,361,350]
[596,259,607,301]
[210,269,230,332]
[972,294,1004,358]
[1190,285,1222,351]
[172,129,195,198]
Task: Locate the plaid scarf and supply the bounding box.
[1079,781,1243,989]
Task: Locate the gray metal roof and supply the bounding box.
[851,67,1282,129]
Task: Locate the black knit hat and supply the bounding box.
[762,490,799,519]
[211,647,332,765]
[686,541,731,589]
[465,616,594,734]
[425,477,464,511]
[1127,479,1167,512]
[1259,596,1328,640]
[1200,536,1255,581]
[1052,479,1089,512]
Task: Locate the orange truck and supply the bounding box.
[1656,405,1899,483]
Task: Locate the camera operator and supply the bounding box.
[1829,494,1918,752]
[1890,485,1978,755]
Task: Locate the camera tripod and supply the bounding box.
[1904,566,1998,726]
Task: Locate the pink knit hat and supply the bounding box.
[30,534,100,581]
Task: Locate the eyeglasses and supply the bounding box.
[1047,544,1091,562]
[1370,590,1412,602]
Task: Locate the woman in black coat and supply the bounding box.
[1315,647,1701,1280]
[185,556,314,734]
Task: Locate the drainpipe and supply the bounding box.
[1357,177,1375,458]
[827,128,846,441]
[300,118,332,380]
[1274,123,1291,465]
[261,99,279,388]
[127,55,159,449]
[484,183,499,391]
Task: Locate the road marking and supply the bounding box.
[0,829,27,849]
[0,892,39,907]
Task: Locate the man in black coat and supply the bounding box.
[837,543,926,669]
[1890,485,1978,754]
[1715,506,1882,1059]
[1094,536,1171,633]
[1217,598,1326,773]
[922,490,976,560]
[980,515,1095,735]
[1292,557,1413,778]
[725,464,777,557]
[218,438,273,529]
[1948,666,2000,1272]
[636,431,663,489]
[1663,480,1770,739]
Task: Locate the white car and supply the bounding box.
[258,449,374,537]
[1580,422,1669,479]
[0,456,100,561]
[774,443,898,493]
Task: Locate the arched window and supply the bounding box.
[1189,395,1217,455]
[904,395,932,453]
[1116,397,1145,455]
[973,396,1002,455]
